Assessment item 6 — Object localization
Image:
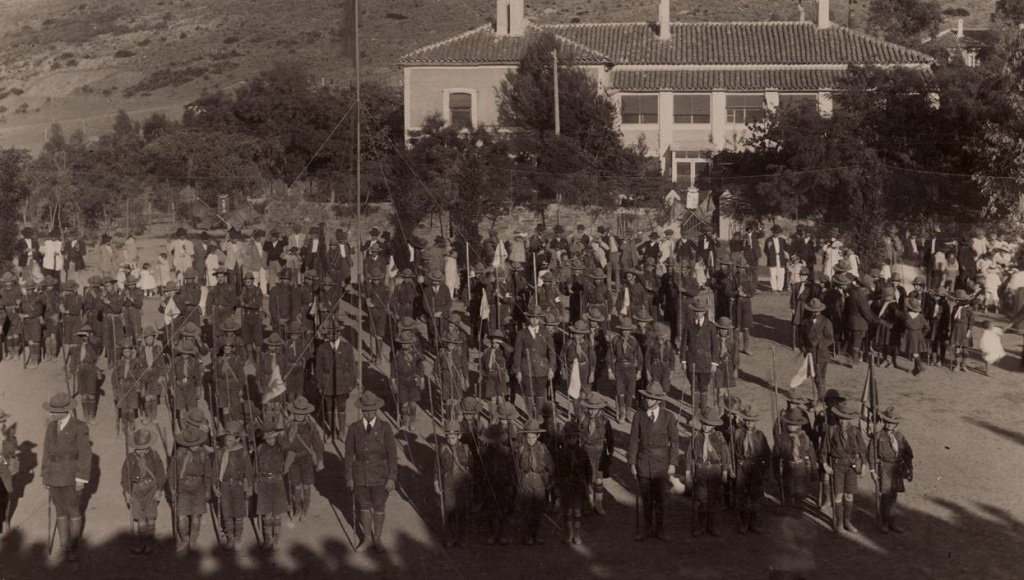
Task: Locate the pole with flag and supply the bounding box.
[859,356,882,527]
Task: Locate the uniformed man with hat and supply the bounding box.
[59,279,83,349]
[345,391,398,553]
[284,396,323,522]
[480,328,512,415]
[713,317,738,404]
[576,392,613,516]
[801,297,834,398]
[113,338,141,438]
[823,400,868,533]
[282,320,307,403]
[423,270,452,348]
[773,407,819,517]
[583,268,613,327]
[681,298,720,420]
[391,330,425,430]
[120,428,166,555]
[439,419,472,548]
[258,331,289,426]
[239,271,264,360]
[869,407,914,534]
[42,392,92,561]
[68,324,102,424]
[628,382,678,541]
[845,273,878,367]
[513,305,558,420]
[391,268,418,321]
[124,275,144,342]
[315,320,358,439]
[179,268,203,329]
[685,411,733,538]
[734,406,771,534]
[437,332,469,421]
[19,278,44,368]
[214,328,246,425]
[168,425,212,553]
[268,267,295,337]
[40,276,62,361]
[254,417,293,551]
[0,271,23,360]
[562,320,596,418]
[554,421,592,545]
[608,316,642,422]
[365,267,390,361]
[212,420,254,551]
[516,419,555,546]
[170,340,203,431]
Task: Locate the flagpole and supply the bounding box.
[354,0,364,397]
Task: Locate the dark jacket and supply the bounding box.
[345,418,398,487]
[42,418,92,487]
[627,406,679,478]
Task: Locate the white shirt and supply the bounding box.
[647,406,660,423]
[41,239,64,270]
[361,417,377,430]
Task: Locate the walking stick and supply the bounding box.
[633,474,641,538]
[47,493,54,555]
[770,347,786,508]
[815,349,839,533]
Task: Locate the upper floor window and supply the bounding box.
[448,92,473,130]
[621,94,658,124]
[726,94,765,124]
[778,93,818,110]
[673,94,711,124]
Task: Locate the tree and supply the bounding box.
[867,0,942,45]
[0,148,32,264]
[995,0,1024,28]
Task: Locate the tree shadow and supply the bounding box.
[962,417,1024,448]
[752,313,791,349]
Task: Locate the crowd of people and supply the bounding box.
[0,217,1021,564]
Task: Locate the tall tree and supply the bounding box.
[0,148,32,264]
[867,0,942,45]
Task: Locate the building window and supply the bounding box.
[448,92,473,130]
[621,94,658,124]
[779,94,818,110]
[673,94,711,124]
[726,94,765,124]
[672,150,710,186]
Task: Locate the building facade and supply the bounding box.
[400,0,931,184]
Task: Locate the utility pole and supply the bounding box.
[553,49,560,135]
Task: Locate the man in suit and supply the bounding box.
[513,305,557,420]
[422,270,452,348]
[681,299,720,419]
[627,382,679,542]
[764,224,788,293]
[845,274,878,367]
[801,298,834,399]
[192,232,210,288]
[41,392,93,562]
[345,391,398,553]
[315,321,358,440]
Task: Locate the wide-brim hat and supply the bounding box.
[570,260,585,271]
[42,276,58,287]
[488,328,506,340]
[520,419,546,434]
[427,270,445,283]
[496,401,518,420]
[639,381,668,400]
[580,391,606,409]
[882,287,896,301]
[356,391,385,411]
[76,324,93,336]
[689,299,709,312]
[700,414,723,427]
[0,271,16,283]
[288,396,316,415]
[831,401,859,420]
[321,276,335,286]
[954,289,970,301]
[460,396,482,414]
[782,408,809,426]
[543,312,561,326]
[719,256,733,266]
[525,305,544,319]
[119,338,136,350]
[175,426,206,447]
[140,326,157,338]
[633,308,653,323]
[176,341,199,356]
[823,389,846,403]
[185,408,207,429]
[733,256,749,269]
[278,268,293,280]
[395,331,418,344]
[654,322,671,341]
[217,420,246,438]
[616,317,636,331]
[932,286,948,298]
[23,280,36,290]
[805,297,826,312]
[368,268,385,280]
[912,275,926,286]
[568,320,590,334]
[132,428,156,450]
[320,319,341,334]
[858,274,874,288]
[586,307,605,323]
[43,392,77,413]
[739,406,760,421]
[590,268,607,280]
[220,318,242,333]
[181,321,201,337]
[714,316,733,330]
[400,268,415,279]
[444,419,463,435]
[880,406,902,424]
[905,298,922,312]
[783,390,811,405]
[398,316,418,331]
[286,320,303,335]
[832,273,852,286]
[304,270,319,281]
[770,225,784,234]
[834,259,852,273]
[264,332,285,346]
[164,281,178,291]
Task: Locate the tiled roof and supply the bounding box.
[400,21,932,66]
[613,68,849,91]
[923,29,992,51]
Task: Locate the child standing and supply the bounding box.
[440,420,472,548]
[156,253,172,294]
[554,422,592,545]
[138,263,157,297]
[900,297,930,376]
[979,321,1006,376]
[949,289,974,372]
[517,419,554,546]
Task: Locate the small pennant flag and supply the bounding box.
[788,353,816,389]
[567,359,582,400]
[263,361,287,404]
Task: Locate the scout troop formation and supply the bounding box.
[16,219,1008,561]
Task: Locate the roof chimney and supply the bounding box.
[495,0,525,37]
[798,3,806,22]
[814,0,830,30]
[956,18,964,38]
[659,0,671,40]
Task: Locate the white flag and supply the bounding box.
[568,359,581,400]
[263,360,287,404]
[480,291,491,321]
[788,353,816,389]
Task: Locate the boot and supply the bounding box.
[132,523,146,555]
[565,517,575,545]
[271,516,282,550]
[593,491,606,516]
[615,396,624,423]
[654,508,671,541]
[911,358,921,376]
[843,500,858,533]
[889,510,904,534]
[56,517,70,560]
[224,518,236,551]
[260,518,273,551]
[958,355,966,372]
[737,509,749,535]
[572,520,582,545]
[692,505,705,538]
[707,511,721,537]
[188,516,201,551]
[371,510,386,553]
[293,488,305,521]
[68,516,82,561]
[234,518,245,547]
[356,510,373,552]
[143,522,156,554]
[28,344,39,369]
[625,395,635,422]
[741,330,751,354]
[301,486,312,521]
[891,353,901,371]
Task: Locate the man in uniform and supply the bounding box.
[239,272,264,361]
[609,317,642,423]
[345,391,398,553]
[422,270,452,349]
[513,305,557,420]
[845,274,878,367]
[734,406,771,534]
[392,331,425,430]
[179,268,204,329]
[40,276,61,361]
[732,257,755,354]
[124,276,144,342]
[681,299,719,420]
[41,392,92,561]
[316,320,358,440]
[365,267,390,361]
[169,426,212,553]
[112,339,141,438]
[213,420,254,551]
[207,268,239,342]
[563,320,596,418]
[120,428,166,555]
[774,407,819,517]
[800,298,834,399]
[628,382,678,542]
[869,406,914,534]
[269,267,295,337]
[391,268,418,322]
[685,413,732,538]
[20,279,44,368]
[1,271,23,359]
[823,400,868,533]
[285,397,324,522]
[283,321,308,404]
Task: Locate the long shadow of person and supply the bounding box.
[5,438,37,529]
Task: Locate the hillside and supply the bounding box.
[0,0,999,152]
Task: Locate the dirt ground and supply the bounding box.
[1,232,1023,580]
